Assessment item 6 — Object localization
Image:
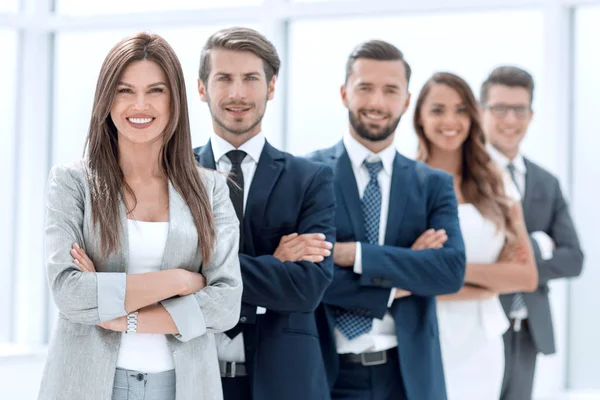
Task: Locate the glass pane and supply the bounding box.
[53,24,268,168]
[287,10,545,164]
[56,0,261,15]
[569,5,600,391]
[0,29,18,342]
[0,0,18,13]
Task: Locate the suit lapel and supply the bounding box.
[384,153,410,245]
[333,142,365,241]
[114,196,129,273]
[244,141,285,250]
[195,141,217,170]
[522,158,536,224]
[160,181,195,270]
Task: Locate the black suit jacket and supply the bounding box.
[500,157,584,355]
[195,140,336,400]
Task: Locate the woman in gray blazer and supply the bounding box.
[38,32,242,400]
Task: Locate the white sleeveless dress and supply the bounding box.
[437,204,510,400]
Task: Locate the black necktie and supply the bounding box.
[226,150,246,249]
[224,150,246,340]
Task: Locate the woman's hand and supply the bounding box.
[71,243,96,272]
[177,269,207,296]
[98,316,126,332]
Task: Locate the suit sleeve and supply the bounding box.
[45,165,128,325]
[237,165,336,315]
[533,180,584,285]
[359,173,466,296]
[162,172,243,342]
[320,266,392,320]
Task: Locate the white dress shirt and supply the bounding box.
[487,144,555,319]
[211,131,266,363]
[334,132,398,354]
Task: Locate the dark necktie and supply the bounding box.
[224,150,246,340]
[507,162,526,314]
[336,160,383,340]
[226,150,246,249]
[507,162,522,197]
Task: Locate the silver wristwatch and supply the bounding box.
[126,311,138,334]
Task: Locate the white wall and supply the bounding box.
[568,4,600,391]
[0,346,46,400]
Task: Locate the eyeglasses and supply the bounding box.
[483,104,531,119]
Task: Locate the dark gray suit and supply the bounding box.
[500,157,584,400]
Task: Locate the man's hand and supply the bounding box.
[98,316,126,332]
[394,289,412,299]
[411,229,447,250]
[273,233,332,263]
[333,242,356,267]
[392,229,448,299]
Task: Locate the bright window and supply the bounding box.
[287,10,544,161]
[0,29,19,342]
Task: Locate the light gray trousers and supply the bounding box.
[112,368,176,400]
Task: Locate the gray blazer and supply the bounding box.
[500,157,584,355]
[38,160,242,400]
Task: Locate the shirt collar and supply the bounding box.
[210,131,266,165]
[343,131,396,176]
[486,143,526,174]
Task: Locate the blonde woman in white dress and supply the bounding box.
[412,72,538,400]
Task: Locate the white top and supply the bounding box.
[210,131,267,363]
[437,204,510,365]
[116,219,173,373]
[334,132,397,354]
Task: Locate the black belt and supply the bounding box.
[339,348,398,366]
[219,361,248,378]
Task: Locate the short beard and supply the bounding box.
[207,93,267,136]
[349,109,401,142]
[213,113,263,136]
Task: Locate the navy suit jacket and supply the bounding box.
[195,140,336,400]
[309,141,466,400]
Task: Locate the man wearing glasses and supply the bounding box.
[480,66,584,400]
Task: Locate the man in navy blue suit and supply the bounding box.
[193,27,336,400]
[309,40,466,400]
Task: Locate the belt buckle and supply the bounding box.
[360,351,387,366]
[223,362,237,378]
